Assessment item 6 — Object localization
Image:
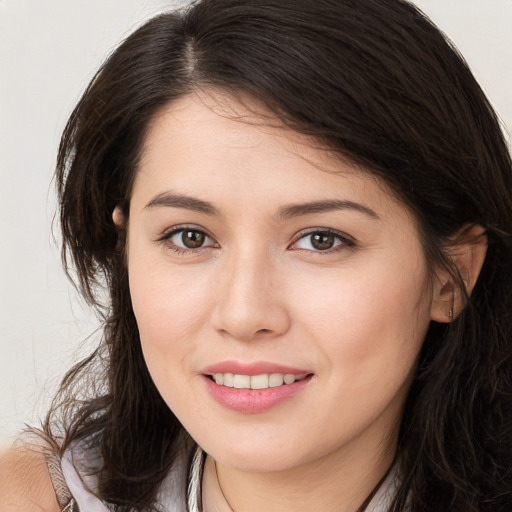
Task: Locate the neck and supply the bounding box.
[202,430,397,512]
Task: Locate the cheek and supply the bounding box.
[128,262,215,418]
[128,254,213,365]
[292,257,432,383]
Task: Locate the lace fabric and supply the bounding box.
[44,451,78,512]
[50,443,188,512]
[47,444,397,512]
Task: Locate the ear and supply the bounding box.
[430,224,487,323]
[112,205,125,228]
[112,205,128,256]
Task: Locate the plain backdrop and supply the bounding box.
[1,0,511,446]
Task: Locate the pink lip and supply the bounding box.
[201,361,311,376]
[200,361,314,414]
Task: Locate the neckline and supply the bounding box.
[187,446,205,512]
[187,447,397,512]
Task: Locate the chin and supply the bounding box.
[195,427,331,473]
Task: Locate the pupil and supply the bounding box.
[311,233,334,250]
[182,231,205,249]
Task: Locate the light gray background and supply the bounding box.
[1,0,511,447]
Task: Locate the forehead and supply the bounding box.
[139,90,338,171]
[134,90,410,224]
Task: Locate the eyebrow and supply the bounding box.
[277,200,380,220]
[144,192,219,215]
[144,192,380,221]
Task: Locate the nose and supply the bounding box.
[210,249,291,341]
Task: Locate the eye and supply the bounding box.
[291,229,353,252]
[158,226,217,252]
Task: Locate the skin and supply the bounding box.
[123,90,444,512]
[0,91,487,511]
[0,446,60,512]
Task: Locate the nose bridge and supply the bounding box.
[211,243,289,340]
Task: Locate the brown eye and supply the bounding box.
[181,230,206,249]
[163,228,215,251]
[310,232,336,250]
[292,230,351,252]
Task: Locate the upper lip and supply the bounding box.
[201,361,312,376]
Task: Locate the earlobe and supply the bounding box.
[113,205,125,228]
[112,205,128,256]
[430,280,455,323]
[430,224,487,323]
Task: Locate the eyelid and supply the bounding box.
[156,223,210,240]
[156,224,219,250]
[288,228,355,252]
[155,225,354,254]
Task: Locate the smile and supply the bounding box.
[211,373,309,389]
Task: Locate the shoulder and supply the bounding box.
[0,444,61,512]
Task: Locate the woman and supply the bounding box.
[1,0,511,510]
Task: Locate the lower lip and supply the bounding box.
[202,375,313,414]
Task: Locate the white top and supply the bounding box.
[59,445,398,511]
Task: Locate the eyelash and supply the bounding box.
[289,228,355,254]
[156,225,218,255]
[156,226,355,255]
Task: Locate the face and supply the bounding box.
[125,92,436,473]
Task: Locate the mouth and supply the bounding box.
[207,372,310,389]
[202,372,314,413]
[200,362,314,413]
[200,362,314,412]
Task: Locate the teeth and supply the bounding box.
[283,374,296,385]
[233,374,251,389]
[250,374,269,389]
[269,373,284,387]
[212,373,307,389]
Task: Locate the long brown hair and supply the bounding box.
[47,1,512,510]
